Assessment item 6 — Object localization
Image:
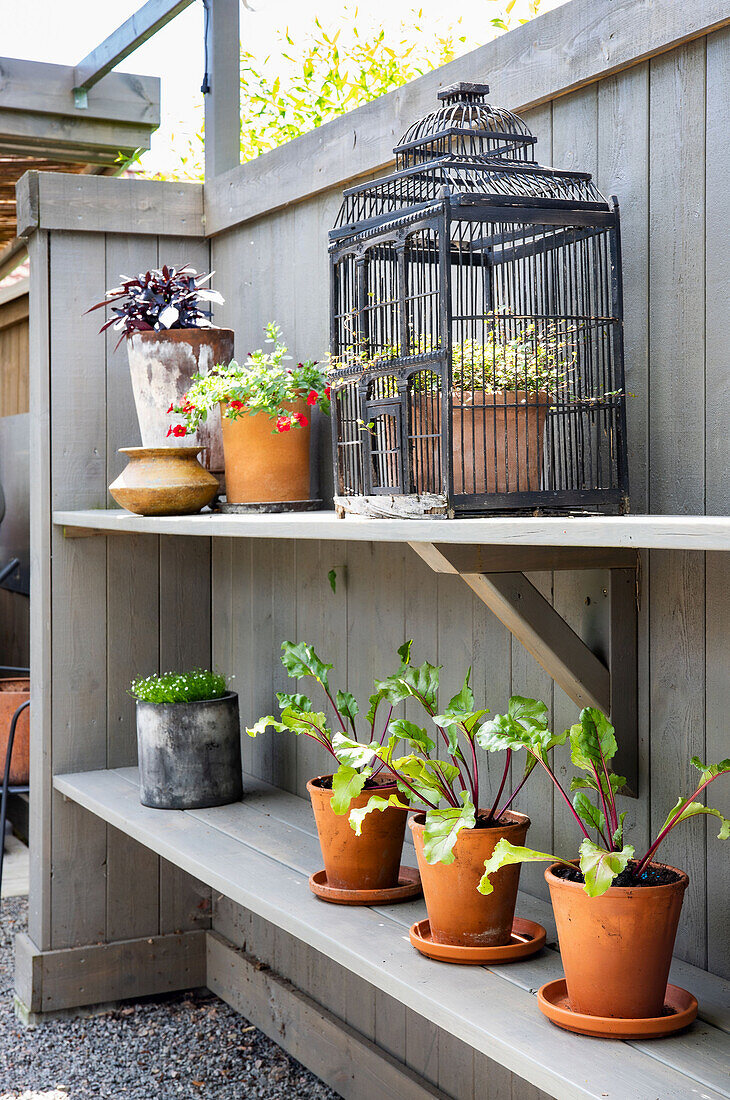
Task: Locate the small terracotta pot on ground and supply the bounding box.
[0,678,30,785]
[307,776,408,891]
[221,401,311,503]
[109,447,218,516]
[127,328,235,470]
[410,811,530,946]
[545,861,688,1019]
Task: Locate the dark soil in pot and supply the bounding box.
[553,861,681,889]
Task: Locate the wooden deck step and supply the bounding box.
[54,767,730,1100]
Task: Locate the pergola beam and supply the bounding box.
[73,0,195,97]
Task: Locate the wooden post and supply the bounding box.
[204,0,240,179]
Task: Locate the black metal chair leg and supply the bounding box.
[0,700,30,899]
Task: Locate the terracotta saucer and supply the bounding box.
[409,917,546,964]
[538,980,698,1039]
[309,866,421,905]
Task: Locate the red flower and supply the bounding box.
[276,416,291,433]
[168,424,187,438]
[229,399,245,411]
[166,425,173,437]
[307,390,318,406]
[294,413,309,427]
[324,386,331,400]
[167,403,174,414]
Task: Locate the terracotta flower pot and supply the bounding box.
[307,775,408,891]
[221,401,311,504]
[0,678,30,785]
[127,328,234,471]
[409,810,530,946]
[410,390,549,494]
[546,861,689,1019]
[109,447,218,516]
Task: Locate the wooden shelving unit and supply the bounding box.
[55,509,730,549]
[46,766,730,1100]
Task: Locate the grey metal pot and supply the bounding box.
[136,691,243,809]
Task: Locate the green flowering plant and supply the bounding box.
[171,322,330,437]
[476,704,729,897]
[331,315,576,396]
[130,669,227,704]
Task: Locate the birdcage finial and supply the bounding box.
[437,82,490,104]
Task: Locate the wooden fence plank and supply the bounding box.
[27,229,52,950]
[49,231,108,949]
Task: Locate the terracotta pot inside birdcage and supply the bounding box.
[409,389,549,495]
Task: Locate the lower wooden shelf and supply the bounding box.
[53,767,730,1100]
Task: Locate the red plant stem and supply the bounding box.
[322,686,348,734]
[488,749,512,821]
[536,754,592,841]
[375,758,439,810]
[407,685,470,797]
[596,744,619,834]
[378,707,394,746]
[370,708,392,780]
[591,762,615,849]
[496,765,529,817]
[469,735,480,808]
[634,775,716,876]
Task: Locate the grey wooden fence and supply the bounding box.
[16,1,729,1068]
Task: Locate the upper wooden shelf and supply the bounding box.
[54,508,730,550]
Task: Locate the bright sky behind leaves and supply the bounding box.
[2,0,565,175]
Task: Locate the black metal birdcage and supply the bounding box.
[328,82,629,517]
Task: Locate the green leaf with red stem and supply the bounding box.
[570,773,626,796]
[387,718,435,755]
[422,794,476,864]
[690,756,730,784]
[572,793,607,840]
[445,668,474,714]
[578,839,634,897]
[280,640,333,691]
[331,764,370,815]
[336,690,359,722]
[569,708,618,772]
[276,691,312,712]
[331,732,378,769]
[349,792,410,835]
[660,798,730,840]
[376,659,440,711]
[478,839,572,895]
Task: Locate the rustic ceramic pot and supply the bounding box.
[109,447,218,516]
[126,328,234,471]
[307,776,408,892]
[411,390,549,494]
[136,691,242,809]
[0,678,30,785]
[220,400,311,503]
[410,810,530,947]
[546,861,688,1019]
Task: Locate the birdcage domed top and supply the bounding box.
[394,82,535,168]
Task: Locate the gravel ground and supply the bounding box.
[0,896,338,1100]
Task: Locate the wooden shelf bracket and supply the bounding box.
[410,543,639,795]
